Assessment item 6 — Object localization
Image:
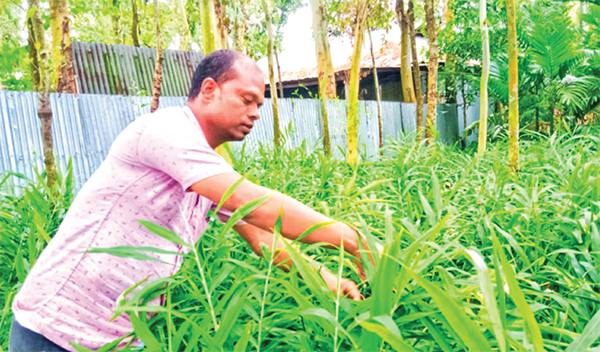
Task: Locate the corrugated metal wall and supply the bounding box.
[72,41,204,97]
[0,91,475,191]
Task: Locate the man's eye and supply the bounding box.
[243,97,252,105]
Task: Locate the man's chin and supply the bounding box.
[230,133,247,142]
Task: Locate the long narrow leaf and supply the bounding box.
[359,318,417,352]
[492,228,544,352]
[565,308,600,352]
[405,266,492,351]
[138,220,192,249]
[465,249,506,352]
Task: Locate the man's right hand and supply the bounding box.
[319,267,363,301]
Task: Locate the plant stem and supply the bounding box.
[334,241,344,352]
[192,247,218,331]
[258,232,279,352]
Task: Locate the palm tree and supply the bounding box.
[488,3,600,136]
[524,4,599,132]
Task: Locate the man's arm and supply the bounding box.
[192,172,371,263]
[233,223,362,300]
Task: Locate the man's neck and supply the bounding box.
[186,101,221,149]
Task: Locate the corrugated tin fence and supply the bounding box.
[72,41,204,97]
[0,91,478,191]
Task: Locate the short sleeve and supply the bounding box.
[137,109,234,191]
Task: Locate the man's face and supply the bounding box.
[208,60,265,143]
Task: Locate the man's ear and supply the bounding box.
[200,78,219,102]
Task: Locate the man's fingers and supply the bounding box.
[341,279,363,301]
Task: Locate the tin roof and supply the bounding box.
[269,40,430,86]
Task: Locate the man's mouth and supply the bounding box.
[242,123,253,133]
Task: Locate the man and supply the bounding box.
[10,50,369,351]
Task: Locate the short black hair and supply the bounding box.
[187,50,246,100]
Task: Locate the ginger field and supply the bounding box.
[2,133,600,351]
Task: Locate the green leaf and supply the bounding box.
[492,229,544,352]
[214,286,252,346]
[302,308,356,347]
[565,308,600,352]
[129,312,164,351]
[404,266,492,351]
[214,175,247,213]
[138,220,192,249]
[294,221,336,243]
[370,226,403,317]
[69,342,94,352]
[359,316,417,352]
[431,171,442,217]
[26,7,38,21]
[183,328,203,352]
[234,321,255,352]
[86,247,169,264]
[219,195,270,237]
[419,190,437,225]
[89,246,183,256]
[465,249,506,352]
[278,237,333,310]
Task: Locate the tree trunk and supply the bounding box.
[112,0,122,44]
[262,0,281,147]
[396,0,416,103]
[54,3,76,94]
[28,0,57,188]
[234,0,248,54]
[444,0,457,103]
[40,91,56,189]
[477,0,489,156]
[275,49,284,99]
[424,0,439,141]
[132,0,140,47]
[151,0,163,113]
[177,0,191,50]
[199,0,232,163]
[368,25,384,154]
[461,77,469,147]
[200,0,217,53]
[506,0,519,172]
[214,0,230,49]
[309,0,335,155]
[27,4,41,90]
[549,88,556,135]
[347,0,368,164]
[408,0,424,142]
[535,105,539,133]
[50,0,68,90]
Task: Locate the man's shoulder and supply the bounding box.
[136,106,188,125]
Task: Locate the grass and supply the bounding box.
[0,162,74,351]
[2,129,600,351]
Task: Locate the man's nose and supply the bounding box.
[249,104,260,120]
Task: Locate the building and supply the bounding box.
[264,36,431,102]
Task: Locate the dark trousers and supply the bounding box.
[8,317,68,352]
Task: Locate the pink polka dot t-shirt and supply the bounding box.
[13,106,235,351]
